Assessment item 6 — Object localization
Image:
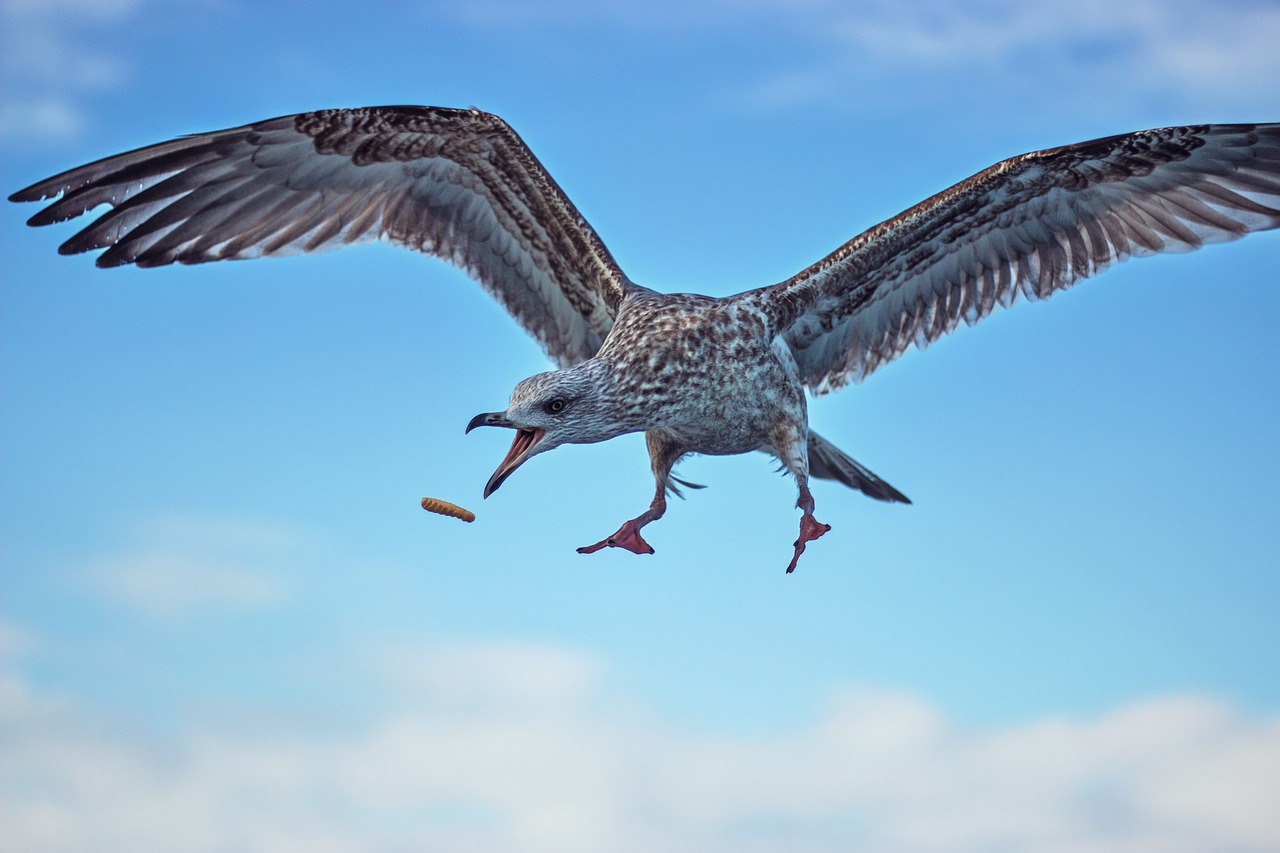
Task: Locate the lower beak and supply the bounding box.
[466,411,545,498]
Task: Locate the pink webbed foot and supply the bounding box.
[577,519,656,556]
[785,513,831,573]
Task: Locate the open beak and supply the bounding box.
[466,411,546,498]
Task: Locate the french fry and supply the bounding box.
[420,496,476,523]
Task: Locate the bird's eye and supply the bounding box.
[545,397,568,414]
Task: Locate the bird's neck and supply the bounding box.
[570,357,666,440]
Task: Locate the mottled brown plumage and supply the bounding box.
[10,107,1280,571]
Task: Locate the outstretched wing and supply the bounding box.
[764,124,1280,392]
[9,106,631,367]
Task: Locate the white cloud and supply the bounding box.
[3,639,1277,853]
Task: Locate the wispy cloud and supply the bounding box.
[4,638,1277,852]
[0,619,37,659]
[436,0,1280,119]
[741,0,1280,117]
[376,639,602,710]
[81,551,285,620]
[73,516,295,620]
[0,0,141,141]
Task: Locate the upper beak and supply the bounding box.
[466,411,545,498]
[466,411,513,434]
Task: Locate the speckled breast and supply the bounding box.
[599,292,806,455]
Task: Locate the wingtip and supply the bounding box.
[8,179,62,205]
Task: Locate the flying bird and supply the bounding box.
[10,107,1280,571]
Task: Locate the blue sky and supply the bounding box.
[2,0,1278,849]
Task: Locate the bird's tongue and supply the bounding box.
[485,427,544,498]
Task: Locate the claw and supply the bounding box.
[577,519,656,556]
[785,513,830,573]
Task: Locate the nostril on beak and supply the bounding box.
[466,411,510,434]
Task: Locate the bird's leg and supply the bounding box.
[577,432,682,557]
[773,424,831,573]
[787,479,831,574]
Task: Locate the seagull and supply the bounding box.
[10,107,1280,571]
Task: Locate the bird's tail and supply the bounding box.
[808,431,911,504]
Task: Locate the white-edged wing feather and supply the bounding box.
[767,124,1280,392]
[9,106,631,367]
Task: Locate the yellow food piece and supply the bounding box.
[420,496,476,523]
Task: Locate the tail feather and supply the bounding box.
[808,431,910,504]
[664,473,706,499]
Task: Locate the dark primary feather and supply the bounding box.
[765,124,1280,393]
[9,106,632,368]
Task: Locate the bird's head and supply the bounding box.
[465,366,621,498]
